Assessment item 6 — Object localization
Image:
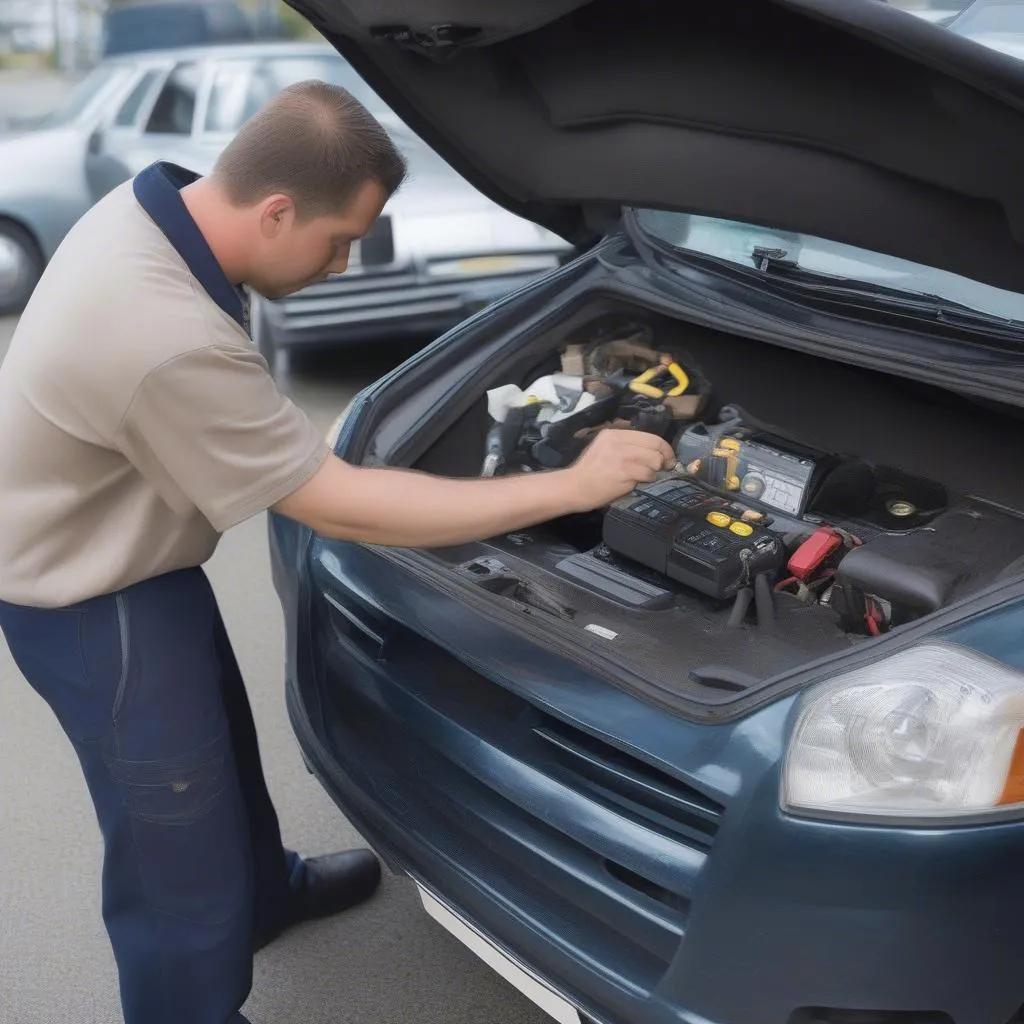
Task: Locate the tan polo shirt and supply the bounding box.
[0,180,328,608]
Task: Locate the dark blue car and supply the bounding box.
[271,2,1024,1022]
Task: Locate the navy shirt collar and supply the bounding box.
[133,161,249,333]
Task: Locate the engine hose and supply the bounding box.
[727,586,754,628]
[755,572,776,632]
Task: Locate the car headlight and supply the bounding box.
[781,641,1024,822]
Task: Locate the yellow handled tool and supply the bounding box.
[664,361,690,396]
[628,361,690,398]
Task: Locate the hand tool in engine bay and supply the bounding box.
[481,399,543,477]
[628,357,690,399]
[526,372,678,468]
[530,389,624,468]
[482,342,703,474]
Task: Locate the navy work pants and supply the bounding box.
[0,567,300,1024]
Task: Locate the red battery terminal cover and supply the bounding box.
[788,527,845,581]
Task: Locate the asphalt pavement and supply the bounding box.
[0,314,551,1024]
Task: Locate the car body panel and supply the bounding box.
[272,496,1024,1024]
[0,128,97,259]
[239,3,1024,1019]
[415,884,588,1024]
[269,207,1024,1023]
[0,64,141,258]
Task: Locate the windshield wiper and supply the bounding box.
[622,212,1024,360]
[752,246,798,272]
[748,247,1024,333]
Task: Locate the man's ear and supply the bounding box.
[259,194,296,239]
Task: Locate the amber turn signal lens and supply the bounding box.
[999,729,1024,805]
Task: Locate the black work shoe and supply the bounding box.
[254,849,381,952]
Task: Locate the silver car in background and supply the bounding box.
[0,42,570,363]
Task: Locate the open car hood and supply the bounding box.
[289,0,1024,294]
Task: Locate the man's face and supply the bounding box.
[247,179,388,300]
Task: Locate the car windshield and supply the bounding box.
[898,0,1024,42]
[633,209,1024,322]
[36,65,128,128]
[948,1,1024,33]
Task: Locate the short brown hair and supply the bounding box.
[212,80,407,218]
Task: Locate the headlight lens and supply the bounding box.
[782,642,1024,821]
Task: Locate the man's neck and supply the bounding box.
[180,178,250,286]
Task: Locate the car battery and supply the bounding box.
[603,478,785,599]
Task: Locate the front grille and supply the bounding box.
[321,588,725,862]
[272,270,480,332]
[268,249,554,336]
[532,715,724,852]
[321,675,687,994]
[313,567,730,1013]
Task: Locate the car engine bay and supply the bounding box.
[411,310,1024,697]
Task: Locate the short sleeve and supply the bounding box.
[115,344,329,531]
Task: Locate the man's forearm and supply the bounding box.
[280,460,581,547]
[272,430,673,544]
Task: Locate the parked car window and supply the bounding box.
[202,54,389,133]
[256,56,389,118]
[37,65,130,128]
[145,62,201,135]
[114,69,163,127]
[203,60,256,133]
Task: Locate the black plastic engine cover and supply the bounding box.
[832,501,1024,626]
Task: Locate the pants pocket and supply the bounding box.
[105,729,252,926]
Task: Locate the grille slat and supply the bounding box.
[532,717,724,850]
[322,680,686,988]
[311,553,733,1015]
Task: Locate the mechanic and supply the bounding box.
[0,82,674,1024]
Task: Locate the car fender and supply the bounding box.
[0,128,96,260]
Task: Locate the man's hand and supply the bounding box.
[273,429,677,548]
[564,428,676,512]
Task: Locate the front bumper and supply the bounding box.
[417,883,590,1024]
[274,521,1024,1024]
[264,263,558,348]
